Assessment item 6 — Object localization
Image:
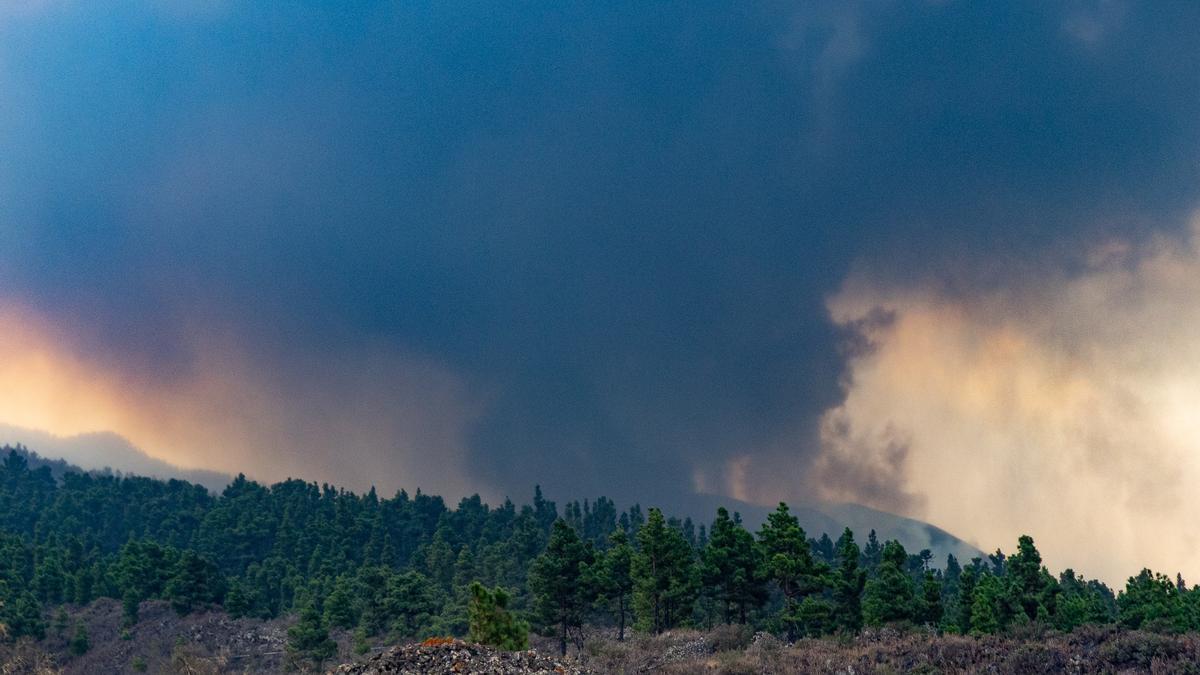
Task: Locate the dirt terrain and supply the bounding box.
[6,606,1200,674]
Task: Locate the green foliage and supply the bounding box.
[592,530,634,640]
[832,528,866,633]
[701,508,767,625]
[352,626,371,655]
[389,570,440,638]
[1055,569,1115,630]
[122,588,140,627]
[792,596,834,637]
[917,570,943,626]
[862,541,914,627]
[1118,569,1185,632]
[528,519,593,656]
[68,622,90,656]
[6,445,1200,648]
[3,591,46,640]
[1006,535,1055,623]
[467,581,528,650]
[223,578,252,619]
[164,550,225,615]
[757,503,826,640]
[322,575,357,630]
[632,508,698,634]
[971,572,1004,635]
[131,656,148,672]
[287,601,337,666]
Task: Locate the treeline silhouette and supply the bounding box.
[0,446,1194,661]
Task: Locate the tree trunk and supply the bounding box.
[786,599,796,642]
[618,595,625,641]
[559,614,567,658]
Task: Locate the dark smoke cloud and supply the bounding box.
[1,1,1199,510]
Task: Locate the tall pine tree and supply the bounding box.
[528,520,593,657]
[758,503,826,641]
[832,528,866,633]
[701,508,766,625]
[632,509,697,633]
[862,540,914,626]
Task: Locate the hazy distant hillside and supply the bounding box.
[0,424,232,492]
[673,492,984,568]
[0,423,980,565]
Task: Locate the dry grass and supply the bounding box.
[577,624,1200,674]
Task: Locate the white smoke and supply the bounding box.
[820,215,1200,584]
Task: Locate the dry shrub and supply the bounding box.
[1002,643,1067,674]
[0,638,60,675]
[578,625,1200,675]
[708,624,753,653]
[1097,631,1185,670]
[170,642,221,675]
[711,650,760,675]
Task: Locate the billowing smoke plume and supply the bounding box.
[821,216,1200,583]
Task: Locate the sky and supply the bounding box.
[2,0,1200,584]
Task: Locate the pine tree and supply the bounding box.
[467,582,529,650]
[352,626,371,655]
[529,519,593,657]
[632,508,698,633]
[593,530,634,640]
[941,553,963,626]
[69,622,90,656]
[1056,569,1115,630]
[122,588,140,627]
[386,570,438,638]
[917,570,943,626]
[813,533,836,565]
[1006,535,1055,623]
[757,503,826,641]
[795,596,835,637]
[164,550,225,615]
[33,553,65,604]
[224,579,252,619]
[1118,569,1185,632]
[287,601,337,667]
[862,540,914,626]
[7,592,46,640]
[862,530,882,575]
[832,528,866,633]
[971,572,1003,635]
[323,576,358,629]
[701,508,766,625]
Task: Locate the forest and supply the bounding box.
[0,446,1195,668]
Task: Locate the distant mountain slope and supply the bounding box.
[670,492,985,568]
[0,424,232,492]
[0,424,982,563]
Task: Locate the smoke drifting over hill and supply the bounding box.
[823,216,1200,583]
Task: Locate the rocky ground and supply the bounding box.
[330,637,587,674]
[1,598,294,674]
[7,606,1200,674]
